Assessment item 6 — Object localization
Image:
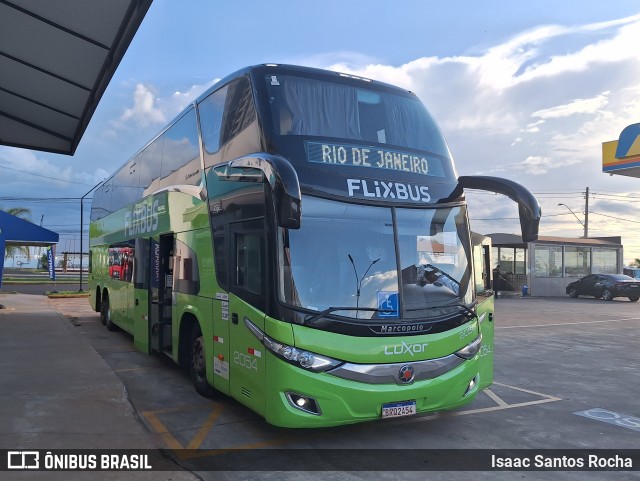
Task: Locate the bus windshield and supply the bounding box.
[265,74,453,177]
[278,196,473,321]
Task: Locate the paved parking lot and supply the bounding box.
[4,293,640,480]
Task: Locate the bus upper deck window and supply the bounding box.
[279,106,292,135]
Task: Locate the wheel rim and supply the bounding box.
[192,337,205,380]
[102,298,109,322]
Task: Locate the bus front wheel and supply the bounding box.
[190,325,216,398]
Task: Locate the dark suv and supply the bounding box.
[623,267,640,279]
[566,274,640,302]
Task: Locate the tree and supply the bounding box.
[1,206,32,261]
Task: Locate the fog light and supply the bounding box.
[286,392,321,415]
[455,335,482,360]
[464,375,478,396]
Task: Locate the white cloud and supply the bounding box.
[532,92,610,119]
[161,80,219,119]
[523,120,545,133]
[321,13,640,176]
[310,13,640,260]
[511,155,581,176]
[119,83,166,127]
[115,79,218,129]
[0,148,74,186]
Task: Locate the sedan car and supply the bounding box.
[566,274,640,302]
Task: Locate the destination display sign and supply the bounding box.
[305,141,445,177]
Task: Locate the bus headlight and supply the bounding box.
[455,334,482,360]
[245,318,342,372]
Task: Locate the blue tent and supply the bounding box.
[0,210,59,289]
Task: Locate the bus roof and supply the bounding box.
[195,64,417,105]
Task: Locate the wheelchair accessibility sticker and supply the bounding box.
[377,291,399,318]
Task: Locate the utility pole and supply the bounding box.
[79,181,104,292]
[584,187,589,238]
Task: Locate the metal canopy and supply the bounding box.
[0,0,152,155]
[0,209,59,288]
[0,210,58,247]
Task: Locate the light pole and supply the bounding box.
[558,203,588,238]
[79,181,104,292]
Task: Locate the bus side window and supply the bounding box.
[212,225,228,291]
[159,109,200,189]
[173,239,200,295]
[200,76,260,168]
[230,219,266,311]
[134,238,150,289]
[220,77,256,146]
[234,232,264,295]
[199,85,229,155]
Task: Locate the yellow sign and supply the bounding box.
[602,123,640,178]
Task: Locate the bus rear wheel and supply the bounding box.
[190,325,216,398]
[100,291,107,325]
[101,294,117,331]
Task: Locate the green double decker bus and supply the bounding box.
[89,64,540,427]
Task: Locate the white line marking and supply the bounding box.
[484,388,509,407]
[493,382,562,401]
[496,316,640,329]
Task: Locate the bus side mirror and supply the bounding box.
[214,154,302,229]
[458,175,541,242]
[275,189,301,229]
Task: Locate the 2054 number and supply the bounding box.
[233,351,258,371]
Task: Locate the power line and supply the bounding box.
[590,211,640,225]
[0,164,92,185]
[0,197,82,204]
[470,213,572,221]
[591,193,640,201]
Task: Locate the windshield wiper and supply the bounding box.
[405,300,477,319]
[347,254,380,319]
[303,306,393,326]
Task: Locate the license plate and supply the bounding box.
[381,400,417,418]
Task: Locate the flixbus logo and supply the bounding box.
[384,341,429,356]
[124,199,160,236]
[347,178,431,203]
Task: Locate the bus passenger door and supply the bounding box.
[473,237,494,390]
[227,219,267,416]
[150,234,174,355]
[477,296,494,390]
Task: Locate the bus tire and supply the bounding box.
[190,324,216,398]
[99,290,107,325]
[102,294,117,331]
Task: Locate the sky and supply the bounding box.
[2,0,640,265]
